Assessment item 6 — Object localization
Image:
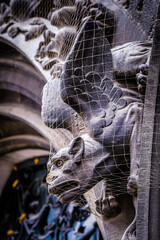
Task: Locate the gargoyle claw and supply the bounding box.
[127,176,138,196]
[95,195,121,218]
[136,63,149,94]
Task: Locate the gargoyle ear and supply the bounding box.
[69,137,84,163]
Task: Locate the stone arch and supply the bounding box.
[0,41,70,194]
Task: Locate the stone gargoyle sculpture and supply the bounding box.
[46,15,151,223]
[43,11,152,238]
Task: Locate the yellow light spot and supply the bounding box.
[13,165,17,171]
[12,179,19,188]
[7,230,15,235]
[19,213,26,224]
[34,158,39,165]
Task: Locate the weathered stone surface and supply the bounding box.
[0,0,160,239]
[46,16,145,240]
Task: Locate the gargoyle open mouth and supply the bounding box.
[48,180,80,202]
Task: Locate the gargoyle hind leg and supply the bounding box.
[95,179,121,218]
[127,103,143,196]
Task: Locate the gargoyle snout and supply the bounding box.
[46,172,59,185]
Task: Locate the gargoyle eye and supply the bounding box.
[55,159,64,168]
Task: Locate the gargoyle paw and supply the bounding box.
[136,63,149,94]
[127,176,138,196]
[95,195,121,218]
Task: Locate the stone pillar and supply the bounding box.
[137,4,160,240]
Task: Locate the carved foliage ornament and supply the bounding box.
[0,0,115,77]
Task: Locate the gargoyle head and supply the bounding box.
[46,134,105,203]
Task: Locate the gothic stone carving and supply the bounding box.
[40,1,157,239]
[0,0,157,239]
[45,17,152,239]
[0,0,114,78]
[41,40,151,135]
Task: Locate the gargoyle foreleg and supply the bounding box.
[127,103,143,196]
[95,179,121,218]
